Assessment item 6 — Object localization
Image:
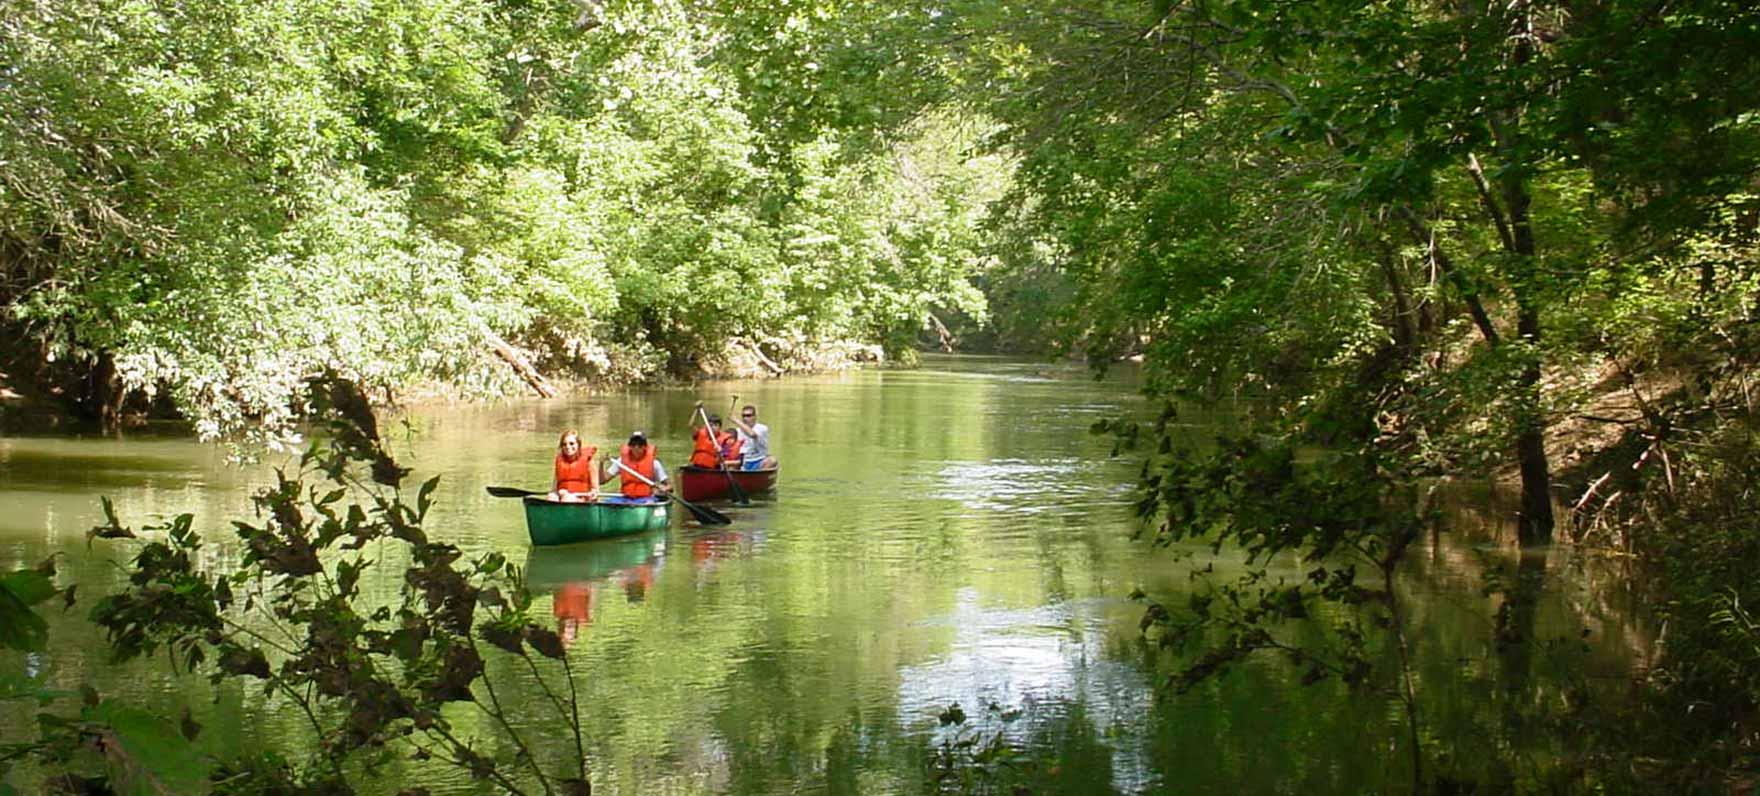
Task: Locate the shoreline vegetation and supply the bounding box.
[6,0,1760,790]
[0,337,887,437]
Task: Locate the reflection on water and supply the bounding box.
[899,589,1160,789]
[0,355,1652,793]
[925,459,1137,517]
[526,533,668,643]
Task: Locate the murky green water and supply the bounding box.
[1,356,1651,793]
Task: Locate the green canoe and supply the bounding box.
[522,496,673,546]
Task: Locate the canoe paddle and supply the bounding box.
[486,485,604,500]
[609,458,731,526]
[698,404,750,506]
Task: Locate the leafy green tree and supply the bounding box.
[0,0,1011,440]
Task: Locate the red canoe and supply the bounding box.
[678,465,778,502]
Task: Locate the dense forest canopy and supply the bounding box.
[0,0,1006,442]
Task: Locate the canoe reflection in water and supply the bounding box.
[523,531,665,644]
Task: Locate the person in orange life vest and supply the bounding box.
[719,423,743,467]
[601,431,670,504]
[688,408,723,469]
[548,429,600,502]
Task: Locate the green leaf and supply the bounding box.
[89,497,137,544]
[0,587,50,652]
[87,702,211,795]
[417,475,441,521]
[0,570,57,606]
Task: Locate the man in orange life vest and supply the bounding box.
[601,431,671,504]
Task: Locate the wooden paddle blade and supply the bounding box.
[486,486,541,498]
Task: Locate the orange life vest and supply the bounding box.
[554,447,596,493]
[618,444,658,498]
[719,431,742,464]
[689,427,720,468]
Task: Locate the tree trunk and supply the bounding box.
[91,350,122,432]
[484,329,557,398]
[1397,207,1500,347]
[745,338,785,375]
[1374,240,1418,353]
[1502,171,1555,544]
[924,311,957,353]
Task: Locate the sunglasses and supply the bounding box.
[741,413,755,418]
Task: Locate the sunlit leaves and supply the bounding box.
[51,378,595,790]
[3,0,1010,441]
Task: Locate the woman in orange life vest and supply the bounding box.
[601,431,671,504]
[548,429,600,502]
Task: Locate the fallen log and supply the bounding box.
[746,338,784,376]
[485,329,557,398]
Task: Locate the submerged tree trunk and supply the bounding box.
[1513,302,1554,544]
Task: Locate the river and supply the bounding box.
[0,355,1652,793]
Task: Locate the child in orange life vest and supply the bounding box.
[548,429,600,502]
[719,425,743,467]
[602,431,670,503]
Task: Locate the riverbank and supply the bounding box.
[0,334,892,438]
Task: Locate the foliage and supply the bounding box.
[1100,406,1432,785]
[1,552,220,795]
[923,700,1119,796]
[0,563,61,655]
[0,0,1008,440]
[3,377,594,794]
[859,0,1760,781]
[897,0,1760,542]
[1593,413,1760,787]
[925,702,1030,794]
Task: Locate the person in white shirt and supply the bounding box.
[728,404,777,470]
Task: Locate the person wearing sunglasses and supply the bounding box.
[549,429,600,502]
[727,405,777,471]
